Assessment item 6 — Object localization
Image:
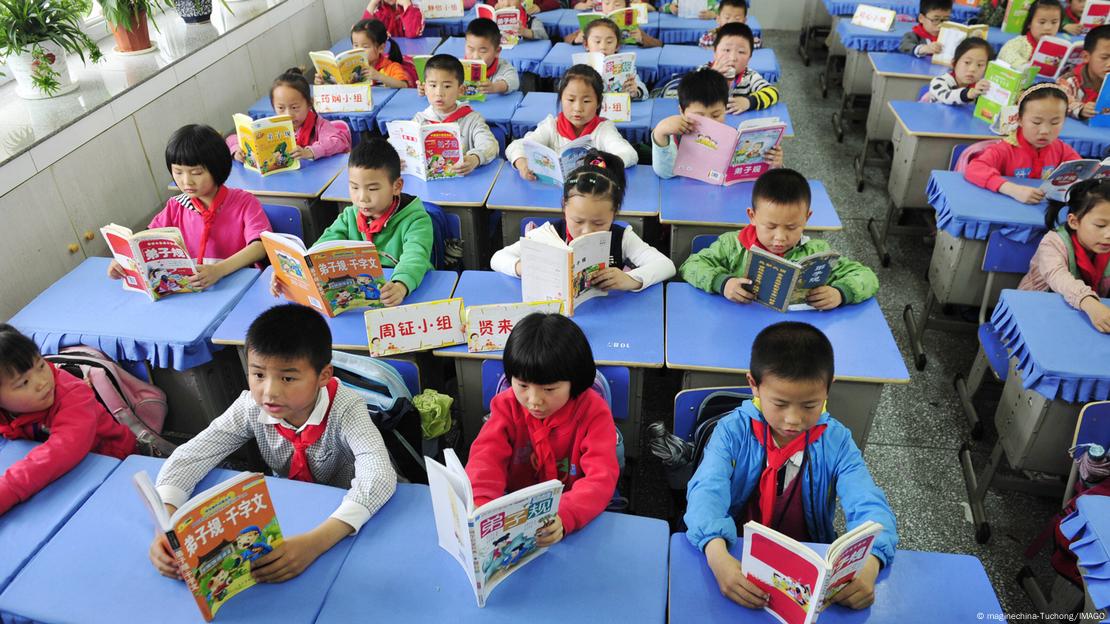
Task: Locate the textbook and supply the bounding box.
[1039,157,1110,202]
[413,56,486,100]
[520,135,593,185]
[1031,36,1085,79]
[232,113,299,177]
[740,246,841,312]
[261,231,386,317]
[577,5,648,44]
[1081,0,1110,33]
[677,0,719,19]
[973,60,1037,124]
[932,22,989,66]
[101,224,198,301]
[464,300,564,352]
[413,54,431,82]
[672,115,787,186]
[133,471,282,622]
[387,120,464,180]
[1091,77,1110,127]
[1001,0,1035,33]
[426,449,563,607]
[520,221,610,316]
[571,51,637,94]
[476,4,523,48]
[363,298,466,356]
[741,520,883,624]
[309,48,370,84]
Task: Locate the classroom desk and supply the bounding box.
[435,37,554,74]
[434,271,665,454]
[322,160,502,270]
[665,283,909,450]
[534,8,576,38]
[536,42,662,86]
[486,164,660,246]
[650,99,795,136]
[244,89,399,136]
[655,13,763,45]
[660,178,843,265]
[315,483,669,623]
[553,10,661,40]
[1060,495,1110,613]
[509,91,654,143]
[656,46,780,84]
[0,455,355,624]
[373,88,524,141]
[424,14,469,37]
[832,21,909,99]
[822,0,979,21]
[0,441,120,594]
[329,35,443,58]
[668,532,1003,624]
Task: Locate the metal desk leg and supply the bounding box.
[954,346,993,440]
[621,368,645,459]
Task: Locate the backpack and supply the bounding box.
[43,346,176,457]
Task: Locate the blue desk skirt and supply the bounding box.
[246,90,399,134]
[374,89,523,139]
[836,20,908,52]
[926,171,1047,242]
[537,42,662,86]
[656,46,779,84]
[509,92,654,143]
[823,0,978,21]
[1060,495,1110,611]
[554,9,661,39]
[435,37,553,74]
[655,14,761,45]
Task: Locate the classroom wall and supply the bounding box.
[750,0,808,31]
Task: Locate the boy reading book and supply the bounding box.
[1057,24,1110,118]
[704,22,778,113]
[464,17,522,93]
[684,321,898,610]
[899,0,953,57]
[149,304,397,583]
[671,0,760,50]
[411,54,500,175]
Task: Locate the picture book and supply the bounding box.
[309,48,370,85]
[232,113,299,177]
[672,115,787,186]
[932,22,989,66]
[261,231,386,317]
[133,471,282,622]
[413,54,431,82]
[364,298,466,356]
[741,520,884,624]
[601,92,632,122]
[677,0,719,19]
[386,120,464,181]
[1091,76,1110,127]
[973,60,1037,124]
[520,221,610,316]
[1039,157,1110,201]
[571,51,637,94]
[849,4,896,31]
[426,449,563,608]
[476,4,524,48]
[1001,0,1035,33]
[312,84,373,113]
[520,135,593,185]
[463,300,564,352]
[101,224,198,301]
[740,246,842,312]
[414,0,464,18]
[1081,0,1110,33]
[577,5,648,44]
[461,59,488,101]
[1030,36,1084,79]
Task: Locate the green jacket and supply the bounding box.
[679,232,879,304]
[316,193,433,293]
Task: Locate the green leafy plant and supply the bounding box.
[0,0,103,94]
[96,0,175,31]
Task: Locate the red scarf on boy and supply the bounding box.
[1073,232,1110,289]
[295,110,319,147]
[911,24,937,42]
[1072,64,1100,102]
[272,378,338,483]
[737,224,770,252]
[428,105,475,124]
[749,418,826,526]
[556,112,605,140]
[189,185,229,263]
[356,196,401,239]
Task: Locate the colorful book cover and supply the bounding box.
[1002,0,1035,33]
[262,232,386,317]
[464,301,564,352]
[461,59,488,101]
[1039,157,1110,201]
[312,84,373,113]
[1092,76,1110,127]
[413,55,432,82]
[571,51,637,94]
[672,114,786,186]
[386,120,464,181]
[520,135,593,185]
[476,4,524,48]
[1081,0,1110,32]
[101,224,199,301]
[363,298,466,356]
[741,246,841,312]
[309,49,371,84]
[1031,36,1084,79]
[232,113,299,177]
[577,6,647,44]
[973,60,1037,124]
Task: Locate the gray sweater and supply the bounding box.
[412,104,500,165]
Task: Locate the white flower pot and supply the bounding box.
[6,40,78,100]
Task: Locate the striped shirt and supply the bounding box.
[698,63,778,110]
[923,73,974,105]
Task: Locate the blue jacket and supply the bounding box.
[684,401,898,567]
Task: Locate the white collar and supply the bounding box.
[423,103,465,121]
[770,436,805,467]
[260,386,329,434]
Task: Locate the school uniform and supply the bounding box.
[922,72,975,104]
[227,111,352,161]
[899,24,937,57]
[1057,63,1103,119]
[998,32,1037,68]
[148,185,272,265]
[963,130,1082,191]
[505,113,639,167]
[1019,225,1110,307]
[412,104,500,166]
[365,2,425,38]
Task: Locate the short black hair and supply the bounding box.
[466,17,502,47]
[678,67,729,111]
[718,0,748,13]
[1045,177,1110,230]
[245,304,332,373]
[503,313,596,397]
[750,322,835,388]
[563,149,626,213]
[0,324,42,381]
[584,17,621,41]
[752,168,811,211]
[919,0,953,15]
[1021,0,1063,34]
[165,124,232,186]
[951,36,993,67]
[349,137,402,181]
[425,53,464,84]
[714,21,754,51]
[559,64,605,115]
[1085,24,1110,52]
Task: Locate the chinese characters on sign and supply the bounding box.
[464,301,564,352]
[365,298,466,356]
[850,4,896,31]
[312,84,373,113]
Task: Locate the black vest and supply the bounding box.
[551,219,626,269]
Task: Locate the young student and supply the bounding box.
[1019,178,1110,332]
[491,150,675,290]
[149,304,397,583]
[680,168,879,309]
[109,124,271,289]
[689,0,761,50]
[574,0,657,13]
[465,312,619,545]
[0,325,136,516]
[652,68,784,178]
[705,22,778,113]
[1062,0,1087,36]
[464,18,521,94]
[899,0,952,58]
[581,18,649,100]
[1057,24,1110,119]
[480,0,551,40]
[977,0,1008,28]
[230,69,352,162]
[998,0,1064,68]
[921,37,993,104]
[506,64,639,179]
[566,0,662,47]
[684,321,897,610]
[315,19,410,88]
[363,0,424,38]
[411,54,500,174]
[964,84,1081,204]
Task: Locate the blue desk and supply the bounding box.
[534,8,576,37]
[0,441,119,593]
[665,282,909,449]
[836,20,908,53]
[668,532,1003,624]
[245,89,399,136]
[553,9,661,39]
[374,88,524,140]
[822,0,979,21]
[927,171,1046,243]
[0,455,356,624]
[436,36,553,74]
[656,46,779,84]
[1060,494,1110,612]
[316,483,669,623]
[424,14,468,37]
[655,13,761,45]
[650,98,794,136]
[536,42,662,86]
[509,91,654,143]
[329,35,444,57]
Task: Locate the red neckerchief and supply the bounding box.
[272,378,338,483]
[524,394,576,483]
[356,195,401,239]
[487,56,500,77]
[1073,231,1110,290]
[295,110,318,148]
[556,112,605,140]
[1015,129,1050,179]
[428,105,475,124]
[1026,32,1038,49]
[912,23,937,42]
[1066,6,1081,23]
[189,185,229,263]
[1074,63,1100,101]
[731,68,747,89]
[737,224,771,253]
[749,418,827,526]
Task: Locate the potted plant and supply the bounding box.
[0,0,103,99]
[97,0,175,54]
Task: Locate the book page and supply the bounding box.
[522,139,565,185]
[131,471,172,532]
[427,455,479,594]
[363,298,465,356]
[471,483,562,607]
[464,301,564,352]
[336,48,370,84]
[820,525,880,608]
[569,230,612,312]
[742,522,827,624]
[725,124,785,185]
[934,23,983,66]
[421,123,464,180]
[305,245,387,317]
[673,114,740,185]
[100,225,149,297]
[559,135,595,182]
[308,51,342,84]
[386,120,427,179]
[1040,159,1101,202]
[678,0,708,19]
[521,238,572,311]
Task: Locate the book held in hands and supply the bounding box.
[233,114,299,177]
[262,232,386,317]
[476,4,524,48]
[520,135,593,185]
[520,221,611,316]
[1039,157,1110,202]
[1030,36,1084,79]
[932,22,988,66]
[741,246,841,312]
[673,115,786,186]
[572,51,637,94]
[577,5,648,44]
[387,120,464,181]
[1081,0,1110,33]
[309,49,370,85]
[101,224,198,301]
[973,60,1037,124]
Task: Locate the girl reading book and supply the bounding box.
[581,18,649,100]
[567,0,660,45]
[315,19,411,88]
[998,0,1064,68]
[363,0,424,38]
[922,37,994,104]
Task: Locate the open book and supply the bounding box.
[1092,77,1110,128]
[101,224,198,301]
[677,0,719,19]
[973,60,1037,124]
[1082,0,1110,33]
[1039,157,1110,202]
[741,246,841,312]
[520,135,593,185]
[742,520,884,624]
[572,51,637,94]
[133,471,283,622]
[1001,0,1035,33]
[1031,36,1084,79]
[520,221,610,316]
[262,231,386,317]
[427,449,562,607]
[673,115,786,186]
[387,120,464,181]
[233,114,299,177]
[476,4,524,48]
[309,49,370,84]
[932,22,988,66]
[577,5,648,44]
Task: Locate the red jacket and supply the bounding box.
[964,130,1082,192]
[465,388,619,534]
[364,3,424,38]
[0,364,136,514]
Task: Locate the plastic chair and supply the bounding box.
[519,217,630,235]
[917,83,930,101]
[381,358,421,396]
[1064,401,1110,501]
[690,234,716,255]
[673,386,751,442]
[479,359,630,422]
[262,203,304,240]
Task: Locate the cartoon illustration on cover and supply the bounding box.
[236,525,273,563]
[275,250,306,279]
[572,262,606,298]
[772,571,813,609]
[149,268,191,296]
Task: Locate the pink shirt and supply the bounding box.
[226,114,352,161]
[149,187,271,264]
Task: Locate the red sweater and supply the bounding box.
[0,364,136,514]
[964,131,1082,192]
[465,388,619,534]
[364,3,425,38]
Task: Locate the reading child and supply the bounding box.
[506,64,639,179]
[705,22,778,113]
[149,304,397,582]
[230,68,352,162]
[684,321,898,609]
[582,18,649,99]
[364,0,424,37]
[566,0,662,47]
[690,0,762,50]
[412,54,500,174]
[465,312,619,545]
[465,17,522,94]
[998,0,1064,68]
[1019,178,1110,332]
[109,124,271,289]
[964,84,1082,203]
[1057,24,1110,119]
[1063,0,1087,36]
[0,325,136,516]
[899,0,952,58]
[680,168,878,309]
[491,150,676,290]
[652,68,784,178]
[315,19,410,88]
[922,37,993,104]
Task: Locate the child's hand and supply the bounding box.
[397,0,412,9]
[965,82,986,100]
[723,277,756,304]
[380,281,408,306]
[1064,23,1083,36]
[233,148,246,163]
[514,157,537,181]
[572,31,585,44]
[698,8,716,18]
[269,272,289,299]
[1081,296,1110,333]
[366,67,386,84]
[924,40,944,55]
[590,267,642,291]
[451,154,481,176]
[148,534,182,579]
[250,534,324,583]
[293,146,315,161]
[1001,182,1045,204]
[314,73,325,85]
[806,285,843,310]
[188,264,226,290]
[629,28,645,44]
[1082,101,1098,119]
[522,26,535,39]
[536,516,564,547]
[832,555,881,609]
[107,260,127,280]
[764,145,784,168]
[574,0,593,8]
[366,0,381,12]
[653,114,693,146]
[726,96,752,114]
[622,74,638,95]
[416,81,426,96]
[514,260,523,276]
[706,540,769,608]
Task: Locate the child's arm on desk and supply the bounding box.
[384,211,435,305]
[190,241,266,289]
[250,518,353,582]
[678,232,750,299]
[963,143,1047,204]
